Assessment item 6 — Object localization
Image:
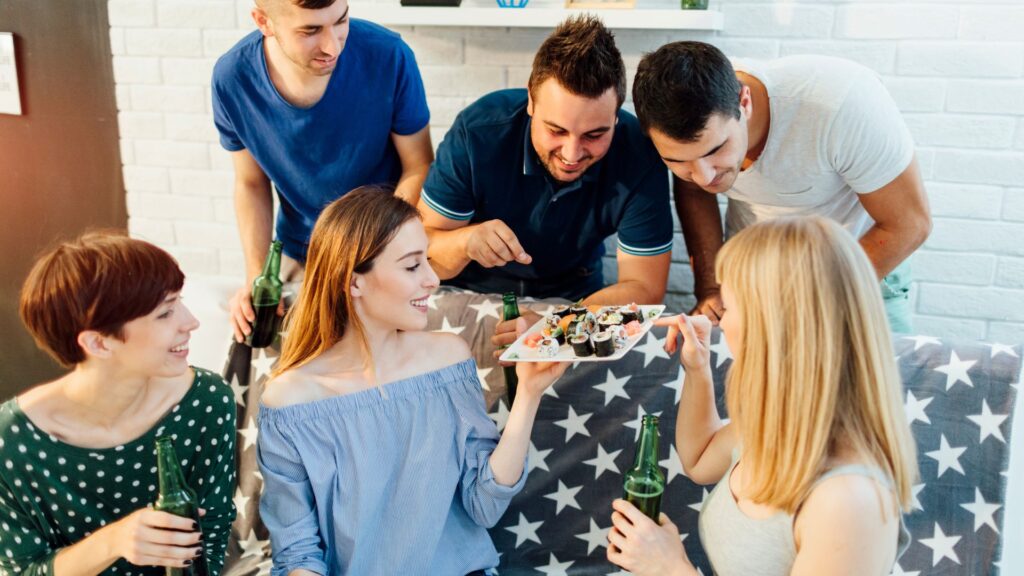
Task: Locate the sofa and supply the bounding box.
[181,281,1023,575]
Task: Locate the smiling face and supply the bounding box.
[106,293,200,378]
[527,78,618,184]
[255,0,350,77]
[649,111,750,194]
[351,220,439,333]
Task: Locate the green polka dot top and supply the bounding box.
[0,368,237,576]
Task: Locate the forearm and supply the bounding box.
[584,279,662,306]
[488,391,542,486]
[859,220,929,279]
[424,225,475,280]
[288,570,322,576]
[675,179,724,298]
[675,365,722,473]
[234,180,275,281]
[53,525,120,576]
[394,164,429,207]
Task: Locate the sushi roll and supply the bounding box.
[570,333,593,357]
[569,305,588,317]
[598,311,624,329]
[549,326,566,346]
[592,331,615,357]
[538,337,560,358]
[608,325,628,347]
[618,304,640,324]
[552,304,573,318]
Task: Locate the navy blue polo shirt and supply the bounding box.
[421,89,672,300]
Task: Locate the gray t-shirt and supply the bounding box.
[725,56,915,239]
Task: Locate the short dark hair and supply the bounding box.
[19,232,185,367]
[633,41,742,142]
[529,15,626,107]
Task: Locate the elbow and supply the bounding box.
[914,211,933,249]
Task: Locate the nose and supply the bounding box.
[423,264,440,291]
[181,303,201,332]
[561,137,584,163]
[320,29,340,57]
[692,159,716,188]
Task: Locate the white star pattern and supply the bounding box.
[660,444,687,484]
[535,553,574,576]
[903,335,942,351]
[468,298,502,322]
[688,487,711,513]
[960,488,1000,533]
[904,390,933,425]
[476,366,493,391]
[582,443,622,480]
[543,480,583,514]
[575,518,610,554]
[238,419,259,451]
[708,331,733,368]
[632,332,670,367]
[433,317,465,335]
[925,434,966,478]
[911,483,926,512]
[889,562,920,576]
[250,348,276,382]
[986,343,1018,358]
[593,369,632,406]
[918,523,961,566]
[934,351,976,391]
[233,487,250,520]
[504,513,543,548]
[238,527,269,559]
[489,399,510,432]
[623,405,663,442]
[528,442,552,474]
[662,368,684,405]
[426,293,442,310]
[966,399,1008,444]
[554,406,592,442]
[229,373,248,408]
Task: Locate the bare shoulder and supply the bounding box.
[795,471,900,548]
[404,331,472,368]
[261,367,321,408]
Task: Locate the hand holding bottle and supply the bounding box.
[104,507,203,568]
[607,499,695,576]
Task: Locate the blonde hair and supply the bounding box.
[716,216,917,513]
[273,186,419,377]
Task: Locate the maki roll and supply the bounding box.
[538,337,560,358]
[592,331,615,357]
[618,304,640,325]
[598,312,624,329]
[552,304,573,318]
[570,333,593,357]
[608,325,628,348]
[569,305,588,317]
[549,326,566,345]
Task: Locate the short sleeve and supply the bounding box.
[211,68,245,152]
[190,373,237,576]
[615,164,674,257]
[826,73,915,194]
[421,119,478,221]
[256,415,328,576]
[390,40,430,136]
[453,385,526,528]
[0,475,57,576]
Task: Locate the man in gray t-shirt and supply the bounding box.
[632,42,931,333]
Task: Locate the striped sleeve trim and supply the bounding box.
[421,190,475,221]
[617,239,673,257]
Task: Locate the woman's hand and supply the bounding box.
[512,318,570,399]
[607,499,694,576]
[654,314,712,373]
[107,508,203,567]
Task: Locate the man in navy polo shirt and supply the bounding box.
[419,16,673,336]
[212,0,433,342]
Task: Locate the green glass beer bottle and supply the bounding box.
[153,436,209,576]
[501,292,520,407]
[247,240,283,349]
[623,415,666,521]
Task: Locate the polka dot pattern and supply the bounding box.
[0,369,237,575]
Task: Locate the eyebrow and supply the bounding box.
[299,7,349,31]
[662,138,727,164]
[397,250,424,261]
[543,121,612,137]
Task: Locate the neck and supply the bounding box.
[740,72,771,168]
[57,363,153,426]
[325,316,401,385]
[263,36,329,100]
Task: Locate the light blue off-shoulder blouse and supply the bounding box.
[256,358,525,576]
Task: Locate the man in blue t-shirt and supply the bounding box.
[212,0,432,342]
[419,16,673,346]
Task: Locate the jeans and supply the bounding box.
[881,258,913,334]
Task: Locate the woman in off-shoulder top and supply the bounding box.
[256,186,568,576]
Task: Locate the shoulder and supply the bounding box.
[604,109,664,185]
[348,19,414,62]
[261,367,318,409]
[455,89,528,132]
[212,29,263,85]
[796,469,898,540]
[179,368,235,424]
[403,331,472,369]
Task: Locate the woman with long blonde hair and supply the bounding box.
[256,186,567,576]
[608,216,917,576]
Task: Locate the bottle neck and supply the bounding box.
[156,440,189,495]
[260,242,282,279]
[502,294,519,321]
[633,422,659,467]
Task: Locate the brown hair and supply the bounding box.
[273,186,420,376]
[528,15,626,107]
[19,232,185,367]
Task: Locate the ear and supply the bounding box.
[738,84,753,119]
[252,7,274,37]
[349,273,365,298]
[76,330,115,361]
[526,89,534,118]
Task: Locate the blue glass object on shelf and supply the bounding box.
[496,0,529,7]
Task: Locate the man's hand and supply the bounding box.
[492,310,542,362]
[688,291,724,325]
[466,220,533,268]
[228,284,284,343]
[607,499,695,576]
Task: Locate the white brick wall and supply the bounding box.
[111,0,1024,342]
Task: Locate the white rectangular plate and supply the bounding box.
[499,305,665,363]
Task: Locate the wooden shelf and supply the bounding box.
[355,5,723,30]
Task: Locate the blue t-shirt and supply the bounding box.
[212,20,430,261]
[421,89,673,300]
